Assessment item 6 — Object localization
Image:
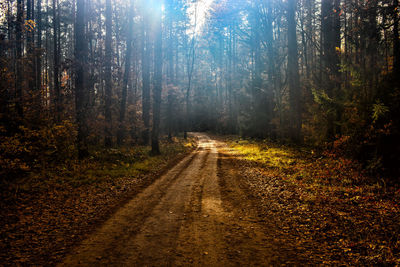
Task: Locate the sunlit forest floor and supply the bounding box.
[219,136,400,265]
[0,137,196,265]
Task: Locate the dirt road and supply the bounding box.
[60,133,283,266]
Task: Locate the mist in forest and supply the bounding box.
[1,0,399,172]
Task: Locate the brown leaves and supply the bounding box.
[0,138,194,265]
[222,137,400,265]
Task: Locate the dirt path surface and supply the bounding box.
[60,133,288,266]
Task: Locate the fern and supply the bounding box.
[372,101,389,123]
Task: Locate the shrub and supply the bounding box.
[0,121,77,180]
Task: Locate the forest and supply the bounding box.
[1,0,400,265]
[1,0,399,174]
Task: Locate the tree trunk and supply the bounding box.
[53,0,60,122]
[117,0,134,146]
[165,3,174,85]
[75,0,89,158]
[287,0,302,142]
[27,0,35,97]
[184,12,197,139]
[321,0,341,140]
[393,0,400,77]
[35,0,42,114]
[141,15,151,145]
[262,2,275,138]
[16,0,24,119]
[250,6,265,138]
[151,2,163,155]
[104,0,113,147]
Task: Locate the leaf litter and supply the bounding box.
[0,138,195,265]
[219,136,400,265]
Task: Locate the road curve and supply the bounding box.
[60,133,276,266]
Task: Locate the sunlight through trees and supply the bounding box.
[0,0,399,174]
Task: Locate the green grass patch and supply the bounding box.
[223,136,375,206]
[225,137,366,187]
[12,137,196,191]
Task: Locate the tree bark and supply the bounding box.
[104,0,113,147]
[287,0,302,142]
[53,0,61,122]
[117,0,134,146]
[16,0,24,119]
[393,0,400,77]
[75,0,89,158]
[184,6,197,139]
[141,15,151,145]
[151,2,163,155]
[321,0,341,140]
[27,0,35,97]
[35,0,42,111]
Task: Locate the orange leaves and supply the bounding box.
[382,56,394,75]
[61,71,70,88]
[332,8,343,16]
[0,121,77,178]
[224,135,400,264]
[0,137,193,264]
[24,20,36,32]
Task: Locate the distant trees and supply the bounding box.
[190,0,400,174]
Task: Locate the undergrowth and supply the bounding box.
[0,136,196,265]
[223,136,400,265]
[3,136,196,193]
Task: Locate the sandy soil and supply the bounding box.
[60,133,290,266]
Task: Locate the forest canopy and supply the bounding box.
[1,0,399,177]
